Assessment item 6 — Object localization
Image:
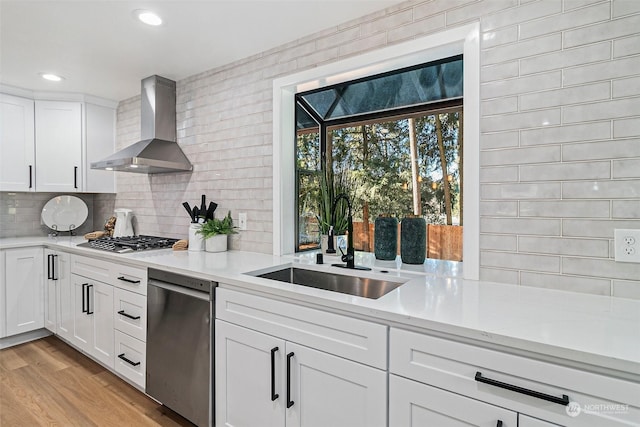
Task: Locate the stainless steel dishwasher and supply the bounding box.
[146,268,216,427]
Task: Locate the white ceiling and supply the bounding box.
[0,0,402,102]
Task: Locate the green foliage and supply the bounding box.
[197,211,238,239]
[316,167,350,235]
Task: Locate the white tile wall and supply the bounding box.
[100,0,640,298]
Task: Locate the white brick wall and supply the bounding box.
[103,0,640,298]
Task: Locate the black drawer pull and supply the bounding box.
[118,353,141,366]
[74,166,78,189]
[117,276,141,284]
[496,421,503,427]
[81,283,88,313]
[47,254,54,280]
[29,165,33,189]
[52,254,58,280]
[271,347,279,401]
[286,352,294,408]
[86,284,93,315]
[117,310,140,320]
[475,371,569,406]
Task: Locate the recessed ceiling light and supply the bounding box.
[134,10,162,26]
[40,73,64,82]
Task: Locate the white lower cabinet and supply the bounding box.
[114,330,146,388]
[44,249,70,333]
[4,247,44,336]
[215,287,387,427]
[389,374,517,427]
[519,415,562,427]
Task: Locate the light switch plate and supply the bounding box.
[238,212,247,230]
[614,229,640,263]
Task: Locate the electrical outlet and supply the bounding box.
[614,229,640,263]
[238,212,247,231]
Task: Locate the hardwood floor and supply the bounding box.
[0,336,195,426]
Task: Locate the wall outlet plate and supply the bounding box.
[614,229,640,263]
[238,212,247,231]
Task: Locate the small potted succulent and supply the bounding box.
[197,211,238,252]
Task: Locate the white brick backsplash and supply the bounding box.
[481,183,561,199]
[482,109,561,132]
[520,82,610,111]
[480,217,561,235]
[482,0,561,32]
[563,257,640,281]
[613,159,640,178]
[387,14,445,43]
[481,146,561,166]
[564,13,640,48]
[480,200,519,216]
[479,267,520,284]
[563,219,640,237]
[339,32,387,57]
[480,61,519,83]
[480,166,519,182]
[563,179,640,198]
[520,272,611,295]
[612,280,640,300]
[481,96,518,115]
[315,27,360,51]
[481,251,560,272]
[482,71,562,99]
[519,41,611,76]
[520,161,611,181]
[613,34,640,57]
[481,26,518,49]
[414,0,476,20]
[480,234,517,251]
[519,2,610,40]
[446,0,518,26]
[612,200,640,218]
[563,138,640,161]
[563,97,640,123]
[613,0,640,17]
[564,55,640,86]
[613,76,640,98]
[521,122,611,146]
[482,131,519,149]
[360,9,413,36]
[484,34,562,65]
[520,200,611,218]
[564,0,606,11]
[519,235,609,256]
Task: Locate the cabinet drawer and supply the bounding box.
[216,287,387,369]
[111,263,147,295]
[390,328,640,427]
[113,287,146,342]
[114,330,145,389]
[71,254,111,282]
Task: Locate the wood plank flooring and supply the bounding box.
[0,336,194,426]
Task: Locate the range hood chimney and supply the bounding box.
[91,75,193,174]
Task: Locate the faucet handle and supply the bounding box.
[339,246,354,263]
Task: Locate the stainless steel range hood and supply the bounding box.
[91,75,192,174]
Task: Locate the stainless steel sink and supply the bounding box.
[255,267,406,299]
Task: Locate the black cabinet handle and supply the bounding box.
[118,353,141,367]
[286,352,294,408]
[87,284,93,315]
[496,421,503,427]
[271,347,279,401]
[117,276,141,284]
[82,283,88,313]
[47,254,53,280]
[28,165,33,188]
[73,166,78,189]
[475,371,569,406]
[117,310,140,320]
[52,254,58,280]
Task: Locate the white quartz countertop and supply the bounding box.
[2,236,639,378]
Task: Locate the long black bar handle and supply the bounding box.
[271,347,279,401]
[117,276,141,284]
[73,166,78,189]
[28,165,33,189]
[117,310,140,320]
[52,254,58,280]
[475,372,569,406]
[81,283,88,313]
[286,352,294,408]
[86,284,93,315]
[118,353,141,367]
[47,254,53,280]
[496,421,503,427]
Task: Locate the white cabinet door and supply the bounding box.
[57,268,74,341]
[44,249,70,333]
[286,342,387,427]
[389,374,517,427]
[519,415,563,427]
[70,275,92,351]
[0,251,6,338]
[5,247,44,336]
[84,103,115,193]
[88,280,114,368]
[0,94,35,191]
[216,320,285,427]
[34,100,82,192]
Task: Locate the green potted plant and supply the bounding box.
[317,168,350,253]
[197,211,238,252]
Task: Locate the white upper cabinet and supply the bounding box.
[84,102,115,193]
[34,100,83,192]
[0,93,35,191]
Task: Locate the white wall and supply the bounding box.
[104,0,640,298]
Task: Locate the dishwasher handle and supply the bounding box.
[148,278,212,301]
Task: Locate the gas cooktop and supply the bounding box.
[77,235,179,253]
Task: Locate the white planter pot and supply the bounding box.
[205,234,228,252]
[188,223,204,252]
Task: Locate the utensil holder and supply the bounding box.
[188,223,204,252]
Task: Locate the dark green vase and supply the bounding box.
[374,216,397,260]
[401,216,426,264]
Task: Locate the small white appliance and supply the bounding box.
[113,208,134,237]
